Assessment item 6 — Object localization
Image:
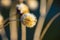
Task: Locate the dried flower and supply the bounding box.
[16,3,29,15]
[21,13,37,28]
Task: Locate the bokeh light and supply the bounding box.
[27,0,38,10]
[1,0,11,7]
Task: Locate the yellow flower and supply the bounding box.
[21,13,37,28]
[17,3,29,14]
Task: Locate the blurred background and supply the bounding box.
[0,0,60,40]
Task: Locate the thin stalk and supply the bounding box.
[33,0,46,40]
[9,2,18,40]
[0,28,8,40]
[21,23,26,40]
[47,0,53,13]
[40,0,54,39]
[41,13,60,40]
[0,12,8,40]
